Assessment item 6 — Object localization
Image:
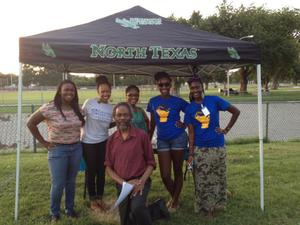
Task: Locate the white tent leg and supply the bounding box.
[227,70,230,96]
[256,64,264,211]
[15,63,23,221]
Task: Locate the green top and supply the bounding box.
[131,108,148,132]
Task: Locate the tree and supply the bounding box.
[189,1,300,91]
[291,59,300,85]
[239,66,254,94]
[37,67,63,86]
[0,72,17,87]
[22,64,37,86]
[213,70,227,90]
[259,8,300,90]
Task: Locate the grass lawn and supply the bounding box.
[0,141,300,225]
[0,84,300,107]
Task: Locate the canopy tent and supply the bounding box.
[16,5,264,220]
[19,5,260,76]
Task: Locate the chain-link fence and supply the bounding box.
[0,102,299,152]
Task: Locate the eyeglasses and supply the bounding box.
[158,82,171,88]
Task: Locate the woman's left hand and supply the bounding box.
[175,121,186,128]
[215,127,228,134]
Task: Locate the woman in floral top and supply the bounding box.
[27,80,84,223]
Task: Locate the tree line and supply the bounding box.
[1,1,299,92]
[170,0,300,92]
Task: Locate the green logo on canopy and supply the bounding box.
[227,47,240,60]
[115,18,162,29]
[42,43,56,58]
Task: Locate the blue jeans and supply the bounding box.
[48,142,82,216]
[157,131,188,152]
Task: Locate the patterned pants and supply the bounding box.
[193,147,227,213]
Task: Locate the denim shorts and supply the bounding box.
[157,132,187,152]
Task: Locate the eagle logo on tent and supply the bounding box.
[227,47,240,60]
[42,43,56,58]
[115,18,139,29]
[115,17,162,29]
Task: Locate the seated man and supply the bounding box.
[105,102,156,225]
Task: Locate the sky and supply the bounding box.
[0,0,299,75]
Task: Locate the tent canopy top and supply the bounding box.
[19,5,260,76]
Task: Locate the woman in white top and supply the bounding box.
[81,75,114,211]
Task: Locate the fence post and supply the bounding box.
[265,102,269,142]
[31,104,37,153]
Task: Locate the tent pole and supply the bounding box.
[15,63,23,221]
[113,74,116,88]
[256,64,264,211]
[227,70,230,96]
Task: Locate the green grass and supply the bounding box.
[1,141,300,225]
[0,84,300,107]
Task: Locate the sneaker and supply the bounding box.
[167,199,179,213]
[50,215,60,223]
[168,205,179,213]
[166,199,173,208]
[65,209,79,218]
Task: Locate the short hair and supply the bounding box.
[112,102,133,118]
[95,75,111,89]
[125,85,140,94]
[154,71,171,82]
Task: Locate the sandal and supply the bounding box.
[96,199,110,212]
[90,200,101,211]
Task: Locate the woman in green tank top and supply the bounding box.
[125,85,150,133]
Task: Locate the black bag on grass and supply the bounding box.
[148,198,170,221]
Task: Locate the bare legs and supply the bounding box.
[158,150,184,208]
